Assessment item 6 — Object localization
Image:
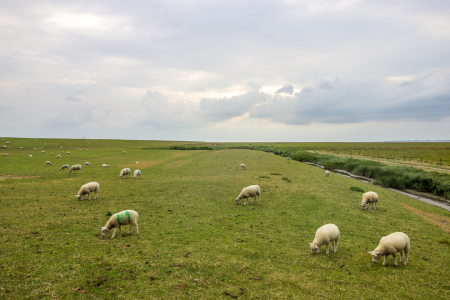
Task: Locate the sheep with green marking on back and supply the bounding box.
[101,210,139,238]
[69,164,82,174]
[60,164,69,170]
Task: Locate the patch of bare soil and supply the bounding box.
[0,175,38,180]
[400,203,450,234]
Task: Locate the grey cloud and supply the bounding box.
[276,84,294,95]
[65,96,81,102]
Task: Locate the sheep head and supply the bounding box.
[368,251,382,263]
[101,227,109,237]
[309,243,320,254]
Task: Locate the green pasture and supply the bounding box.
[208,142,450,166]
[1,139,450,299]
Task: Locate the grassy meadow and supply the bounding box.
[1,138,450,299]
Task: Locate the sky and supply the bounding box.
[1,0,450,142]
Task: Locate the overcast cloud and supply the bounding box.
[1,0,450,141]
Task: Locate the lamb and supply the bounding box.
[119,168,131,179]
[42,151,45,154]
[369,232,410,267]
[29,155,33,158]
[101,210,139,238]
[67,151,71,155]
[84,162,91,167]
[361,191,378,210]
[325,170,330,177]
[75,182,99,200]
[133,169,141,179]
[235,185,261,206]
[69,164,82,174]
[60,164,69,170]
[102,164,110,167]
[45,161,52,166]
[56,155,61,159]
[240,164,246,170]
[309,224,340,255]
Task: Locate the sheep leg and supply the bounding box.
[135,223,139,235]
[326,242,330,255]
[399,250,403,262]
[111,228,117,238]
[94,191,98,200]
[253,196,256,204]
[119,225,123,236]
[257,194,260,204]
[88,192,91,200]
[334,238,339,252]
[128,225,133,235]
[383,255,387,266]
[393,253,398,267]
[404,246,409,265]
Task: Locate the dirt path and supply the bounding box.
[315,151,450,173]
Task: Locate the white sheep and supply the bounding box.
[75,182,99,200]
[1,145,6,148]
[309,224,340,255]
[60,146,63,148]
[102,164,111,167]
[133,169,141,179]
[3,154,8,156]
[120,168,131,179]
[56,155,61,159]
[240,164,246,170]
[136,161,139,164]
[325,170,330,177]
[361,191,378,210]
[101,210,139,238]
[67,151,71,155]
[69,164,82,174]
[51,152,54,155]
[5,141,10,144]
[122,151,126,154]
[34,148,37,150]
[60,164,69,170]
[19,147,23,150]
[235,185,261,206]
[84,162,91,167]
[42,151,45,154]
[369,232,410,267]
[29,155,33,158]
[45,161,52,166]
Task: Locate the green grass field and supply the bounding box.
[1,138,450,299]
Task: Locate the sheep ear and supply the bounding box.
[376,251,382,255]
[308,243,313,246]
[368,251,373,254]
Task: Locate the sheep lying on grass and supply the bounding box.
[325,170,330,177]
[120,168,131,179]
[236,185,261,206]
[369,232,410,267]
[84,162,91,167]
[101,210,139,238]
[240,164,246,170]
[45,161,52,166]
[56,155,61,159]
[102,164,110,167]
[69,164,82,174]
[309,224,340,255]
[133,169,141,179]
[60,164,69,170]
[361,191,378,210]
[75,182,99,200]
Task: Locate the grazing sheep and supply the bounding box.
[325,170,330,177]
[136,161,139,164]
[122,151,126,154]
[309,224,340,255]
[56,155,61,159]
[119,168,131,179]
[133,169,141,179]
[240,164,246,170]
[62,151,64,153]
[60,146,63,148]
[42,151,45,154]
[84,162,91,167]
[51,152,54,155]
[236,185,261,206]
[67,151,71,155]
[369,232,410,267]
[45,161,52,166]
[1,145,6,148]
[69,164,82,174]
[361,191,378,210]
[3,154,8,156]
[101,210,139,238]
[29,155,33,158]
[102,164,111,167]
[60,164,69,170]
[19,147,23,150]
[5,141,10,144]
[75,182,99,200]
